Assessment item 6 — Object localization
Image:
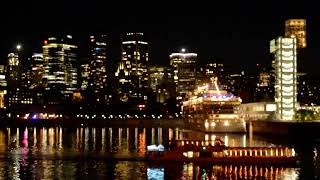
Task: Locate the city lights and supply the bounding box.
[16,44,21,50]
[270,37,297,120]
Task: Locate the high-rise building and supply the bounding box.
[115,32,149,102]
[149,66,165,92]
[270,37,297,121]
[205,62,224,78]
[89,35,107,94]
[30,53,44,88]
[201,61,225,85]
[255,70,274,102]
[80,63,90,91]
[170,49,197,99]
[7,52,20,88]
[42,35,78,104]
[148,66,175,104]
[285,19,306,49]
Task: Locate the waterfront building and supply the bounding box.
[270,37,297,120]
[240,102,276,121]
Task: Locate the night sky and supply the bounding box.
[0,1,319,76]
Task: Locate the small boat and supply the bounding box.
[146,138,299,166]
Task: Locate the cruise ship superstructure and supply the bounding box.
[182,78,246,133]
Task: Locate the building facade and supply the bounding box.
[115,32,149,102]
[270,37,297,120]
[89,35,108,96]
[285,19,306,49]
[149,66,165,92]
[80,63,90,91]
[30,53,44,89]
[255,70,274,102]
[42,35,78,104]
[170,50,197,100]
[7,53,21,87]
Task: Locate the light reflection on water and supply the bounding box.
[0,127,300,179]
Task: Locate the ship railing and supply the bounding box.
[169,140,295,157]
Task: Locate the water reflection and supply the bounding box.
[0,126,310,179]
[180,163,299,179]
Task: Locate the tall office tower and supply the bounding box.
[7,52,20,88]
[270,37,297,120]
[285,19,306,49]
[7,48,33,109]
[205,62,224,78]
[89,35,107,98]
[42,35,78,103]
[115,32,149,102]
[255,70,274,102]
[30,53,44,88]
[80,63,90,90]
[149,66,165,92]
[170,49,197,99]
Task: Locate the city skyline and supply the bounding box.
[0,3,319,179]
[0,2,318,76]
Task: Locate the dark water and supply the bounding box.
[0,127,316,179]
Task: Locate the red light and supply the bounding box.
[44,40,48,44]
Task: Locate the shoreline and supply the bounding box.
[0,118,185,128]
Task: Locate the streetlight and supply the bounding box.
[16,44,22,51]
[181,48,186,53]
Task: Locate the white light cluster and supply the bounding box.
[271,37,297,120]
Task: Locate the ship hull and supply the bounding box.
[184,116,246,133]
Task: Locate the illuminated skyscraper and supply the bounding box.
[80,63,90,90]
[7,47,34,109]
[7,52,20,87]
[115,32,149,102]
[149,66,165,92]
[30,53,44,88]
[255,70,274,102]
[270,37,297,120]
[170,49,197,99]
[42,35,78,103]
[89,35,107,94]
[285,19,306,49]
